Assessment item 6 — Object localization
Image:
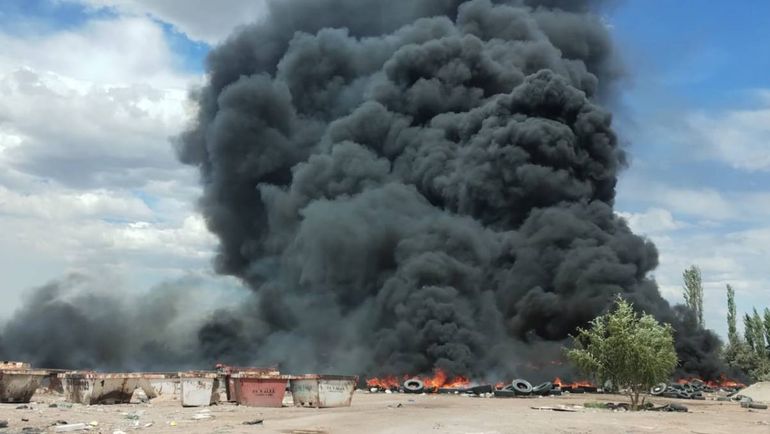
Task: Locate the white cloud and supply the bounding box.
[0,185,152,220]
[685,94,770,172]
[65,0,267,44]
[0,66,193,188]
[0,12,217,313]
[619,207,683,234]
[0,16,191,86]
[618,203,770,339]
[620,175,770,224]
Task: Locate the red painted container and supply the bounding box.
[230,373,289,407]
[215,365,280,402]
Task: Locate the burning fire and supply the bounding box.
[366,375,401,390]
[676,374,745,389]
[366,369,470,391]
[552,377,595,388]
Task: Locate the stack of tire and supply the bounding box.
[493,379,560,398]
[650,382,706,400]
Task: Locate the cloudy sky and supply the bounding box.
[0,0,767,338]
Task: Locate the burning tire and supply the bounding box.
[403,379,424,394]
[650,383,666,395]
[466,385,493,395]
[511,379,533,395]
[532,382,553,395]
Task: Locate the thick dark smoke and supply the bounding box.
[176,0,724,379]
[0,0,726,380]
[0,274,231,371]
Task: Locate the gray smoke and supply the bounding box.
[0,0,726,380]
[0,274,233,371]
[176,0,725,379]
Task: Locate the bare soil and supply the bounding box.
[0,390,767,434]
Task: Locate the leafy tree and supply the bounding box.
[567,297,678,410]
[682,265,704,328]
[727,284,738,346]
[724,340,770,381]
[745,313,757,352]
[764,308,770,352]
[752,309,767,354]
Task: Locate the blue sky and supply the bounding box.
[0,0,767,340]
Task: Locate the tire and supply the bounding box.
[493,390,515,398]
[650,383,666,395]
[511,379,533,395]
[403,379,424,394]
[669,403,688,412]
[676,390,691,400]
[532,382,553,395]
[466,385,493,395]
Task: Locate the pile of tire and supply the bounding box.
[493,379,561,398]
[650,382,706,400]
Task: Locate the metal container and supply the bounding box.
[1,361,31,371]
[179,372,218,407]
[215,365,280,402]
[59,372,144,405]
[134,373,180,398]
[289,375,358,408]
[0,370,49,403]
[230,373,289,407]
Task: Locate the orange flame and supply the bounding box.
[676,374,745,389]
[422,369,470,390]
[552,377,595,388]
[366,369,470,391]
[366,375,401,390]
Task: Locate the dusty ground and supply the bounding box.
[0,390,767,434]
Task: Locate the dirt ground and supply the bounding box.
[0,390,768,434]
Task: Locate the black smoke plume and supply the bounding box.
[0,0,726,380]
[0,274,230,371]
[177,0,725,379]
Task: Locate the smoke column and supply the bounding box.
[176,0,725,379]
[0,0,725,379]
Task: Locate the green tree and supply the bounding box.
[745,313,756,351]
[752,309,766,353]
[764,308,770,352]
[567,297,678,410]
[682,265,704,327]
[727,284,738,346]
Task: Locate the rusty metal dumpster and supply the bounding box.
[179,372,218,407]
[1,361,31,371]
[133,373,180,399]
[59,372,144,405]
[230,373,289,407]
[0,370,49,403]
[215,364,280,401]
[289,375,358,408]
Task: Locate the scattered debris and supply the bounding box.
[53,423,88,432]
[243,419,264,425]
[734,382,770,404]
[650,403,688,412]
[739,397,768,410]
[531,405,580,412]
[16,404,29,409]
[0,420,9,428]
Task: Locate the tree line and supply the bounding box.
[682,265,770,381]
